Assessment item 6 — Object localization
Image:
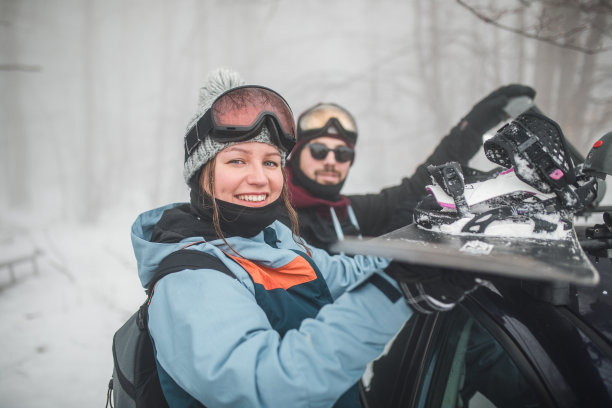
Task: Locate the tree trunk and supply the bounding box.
[1,1,30,208]
[427,0,449,135]
[547,6,581,142]
[515,7,526,83]
[567,12,606,150]
[149,1,176,205]
[78,0,100,223]
[489,0,501,85]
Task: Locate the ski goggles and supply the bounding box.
[184,85,297,156]
[297,103,358,144]
[308,143,355,163]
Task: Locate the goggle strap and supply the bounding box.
[300,121,357,145]
[185,110,213,156]
[185,129,200,157]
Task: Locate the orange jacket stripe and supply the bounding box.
[228,255,317,290]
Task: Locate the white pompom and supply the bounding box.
[197,68,246,109]
[185,68,247,132]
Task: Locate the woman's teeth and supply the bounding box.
[237,194,266,202]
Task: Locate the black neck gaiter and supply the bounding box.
[189,187,283,238]
[289,154,345,201]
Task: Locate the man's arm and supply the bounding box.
[400,84,537,199]
[349,85,536,235]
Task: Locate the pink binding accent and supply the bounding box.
[427,187,457,209]
[439,202,457,209]
[549,169,564,180]
[499,168,515,175]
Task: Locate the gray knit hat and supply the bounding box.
[183,68,287,184]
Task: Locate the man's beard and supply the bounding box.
[313,165,344,185]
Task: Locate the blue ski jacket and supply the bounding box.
[131,203,413,408]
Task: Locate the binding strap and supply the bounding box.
[484,112,596,211]
[427,162,470,217]
[460,206,559,234]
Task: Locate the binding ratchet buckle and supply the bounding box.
[427,162,470,217]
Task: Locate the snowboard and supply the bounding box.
[331,223,600,286]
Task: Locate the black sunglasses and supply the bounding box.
[307,143,355,163]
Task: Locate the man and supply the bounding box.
[284,85,536,252]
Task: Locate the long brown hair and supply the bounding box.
[199,157,309,257]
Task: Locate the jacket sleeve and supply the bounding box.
[148,268,412,408]
[306,242,391,300]
[348,121,483,236]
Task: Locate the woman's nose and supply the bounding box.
[247,164,268,185]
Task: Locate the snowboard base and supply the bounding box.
[331,224,599,286]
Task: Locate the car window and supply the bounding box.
[420,306,545,408]
[361,314,423,406]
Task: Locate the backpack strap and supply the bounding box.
[138,249,236,330]
[146,249,235,292]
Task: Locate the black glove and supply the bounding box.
[385,261,482,314]
[462,84,536,135]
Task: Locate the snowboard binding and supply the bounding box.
[484,111,597,211]
[416,112,599,238]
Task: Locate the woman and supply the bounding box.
[131,69,471,407]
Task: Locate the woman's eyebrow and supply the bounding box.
[222,146,281,158]
[222,146,250,154]
[265,151,282,158]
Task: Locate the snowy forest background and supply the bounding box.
[1,0,611,406]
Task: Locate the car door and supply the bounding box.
[361,302,554,407]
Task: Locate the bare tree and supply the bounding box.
[458,0,612,152]
[0,2,35,209]
[515,6,527,82]
[456,0,612,54]
[565,11,610,147]
[79,0,100,223]
[149,1,177,206]
[413,0,452,136]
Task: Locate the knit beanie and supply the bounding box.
[183,68,288,185]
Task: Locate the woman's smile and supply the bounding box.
[236,193,269,204]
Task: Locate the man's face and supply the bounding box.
[298,136,351,185]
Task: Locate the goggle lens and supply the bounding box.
[185,86,296,156]
[308,143,355,163]
[298,103,358,143]
[212,87,296,139]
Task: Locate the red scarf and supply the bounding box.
[286,167,351,219]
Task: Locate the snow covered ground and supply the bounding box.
[0,210,143,407]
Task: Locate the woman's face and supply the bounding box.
[205,142,284,207]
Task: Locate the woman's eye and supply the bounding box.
[228,159,244,164]
[264,160,279,167]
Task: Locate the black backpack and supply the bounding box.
[106,249,235,408]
